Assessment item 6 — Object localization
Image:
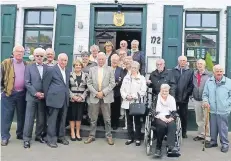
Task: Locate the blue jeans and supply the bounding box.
[1,91,26,140]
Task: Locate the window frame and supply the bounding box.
[23,9,54,56]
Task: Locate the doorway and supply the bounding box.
[95,30,142,52]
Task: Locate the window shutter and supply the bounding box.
[1,5,17,60]
[162,5,183,69]
[227,7,231,78]
[54,4,76,69]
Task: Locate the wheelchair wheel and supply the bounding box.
[144,116,150,145]
[146,130,153,156]
[176,117,182,146]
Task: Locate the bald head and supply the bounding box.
[58,53,68,69]
[178,56,187,68]
[13,45,25,61]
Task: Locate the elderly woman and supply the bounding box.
[120,61,147,146]
[68,60,88,141]
[129,40,145,75]
[154,84,177,157]
[104,41,117,66]
[89,45,99,63]
[81,51,97,74]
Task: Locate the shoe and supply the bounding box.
[205,142,218,148]
[1,140,9,146]
[47,142,58,148]
[16,135,23,140]
[125,140,134,145]
[202,140,210,144]
[35,137,46,143]
[182,133,188,138]
[168,146,178,153]
[193,136,204,141]
[112,126,118,130]
[23,141,30,148]
[135,140,141,146]
[76,137,82,141]
[84,136,95,144]
[154,148,162,157]
[70,137,76,141]
[57,138,69,145]
[107,137,114,145]
[221,146,229,153]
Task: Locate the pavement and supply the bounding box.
[1,127,231,161]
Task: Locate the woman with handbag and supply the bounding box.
[154,84,177,157]
[120,61,147,146]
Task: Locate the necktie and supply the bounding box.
[98,68,103,91]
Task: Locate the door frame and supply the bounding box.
[89,3,147,53]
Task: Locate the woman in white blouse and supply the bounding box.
[120,61,147,146]
[154,84,177,157]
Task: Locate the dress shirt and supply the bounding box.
[98,67,104,91]
[36,63,43,79]
[58,64,66,84]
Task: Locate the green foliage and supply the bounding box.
[205,52,214,71]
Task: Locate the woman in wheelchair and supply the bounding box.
[154,84,178,157]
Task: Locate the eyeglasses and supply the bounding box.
[35,55,44,57]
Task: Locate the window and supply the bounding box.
[23,10,54,56]
[185,12,219,69]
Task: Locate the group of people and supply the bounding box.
[1,39,230,156]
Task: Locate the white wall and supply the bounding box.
[2,0,231,71]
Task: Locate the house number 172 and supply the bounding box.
[151,36,161,44]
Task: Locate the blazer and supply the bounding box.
[25,63,47,102]
[87,66,116,104]
[69,71,88,102]
[128,51,145,76]
[113,66,123,97]
[43,65,70,108]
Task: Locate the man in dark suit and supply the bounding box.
[43,53,70,148]
[110,54,123,130]
[23,48,47,148]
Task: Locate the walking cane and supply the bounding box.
[202,107,210,151]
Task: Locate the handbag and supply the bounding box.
[129,93,146,116]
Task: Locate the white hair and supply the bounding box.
[111,54,119,60]
[97,52,106,59]
[213,64,224,72]
[131,40,139,46]
[131,61,140,70]
[58,53,68,60]
[178,55,187,62]
[46,48,55,55]
[156,58,165,64]
[197,59,206,66]
[13,45,24,52]
[33,48,46,55]
[90,45,100,52]
[160,84,171,90]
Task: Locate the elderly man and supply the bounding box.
[89,45,99,63]
[44,48,57,66]
[128,40,145,76]
[1,45,27,146]
[192,59,212,142]
[23,48,47,148]
[110,54,123,130]
[116,40,131,55]
[43,53,70,148]
[84,52,116,145]
[171,56,194,138]
[147,58,176,97]
[203,65,231,153]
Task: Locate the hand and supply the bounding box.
[202,102,210,109]
[96,92,104,99]
[72,96,79,102]
[35,92,43,99]
[160,117,168,123]
[166,117,174,123]
[77,97,83,102]
[126,95,133,101]
[146,80,151,84]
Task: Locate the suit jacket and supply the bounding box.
[43,65,70,108]
[128,51,145,76]
[113,66,123,97]
[25,63,47,102]
[87,66,116,104]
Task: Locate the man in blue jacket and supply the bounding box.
[202,64,231,153]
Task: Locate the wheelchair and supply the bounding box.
[144,91,182,157]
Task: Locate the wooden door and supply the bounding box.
[95,31,116,52]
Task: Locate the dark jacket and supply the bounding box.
[82,61,97,74]
[128,51,145,76]
[192,70,212,101]
[172,66,194,103]
[148,68,176,97]
[113,66,123,97]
